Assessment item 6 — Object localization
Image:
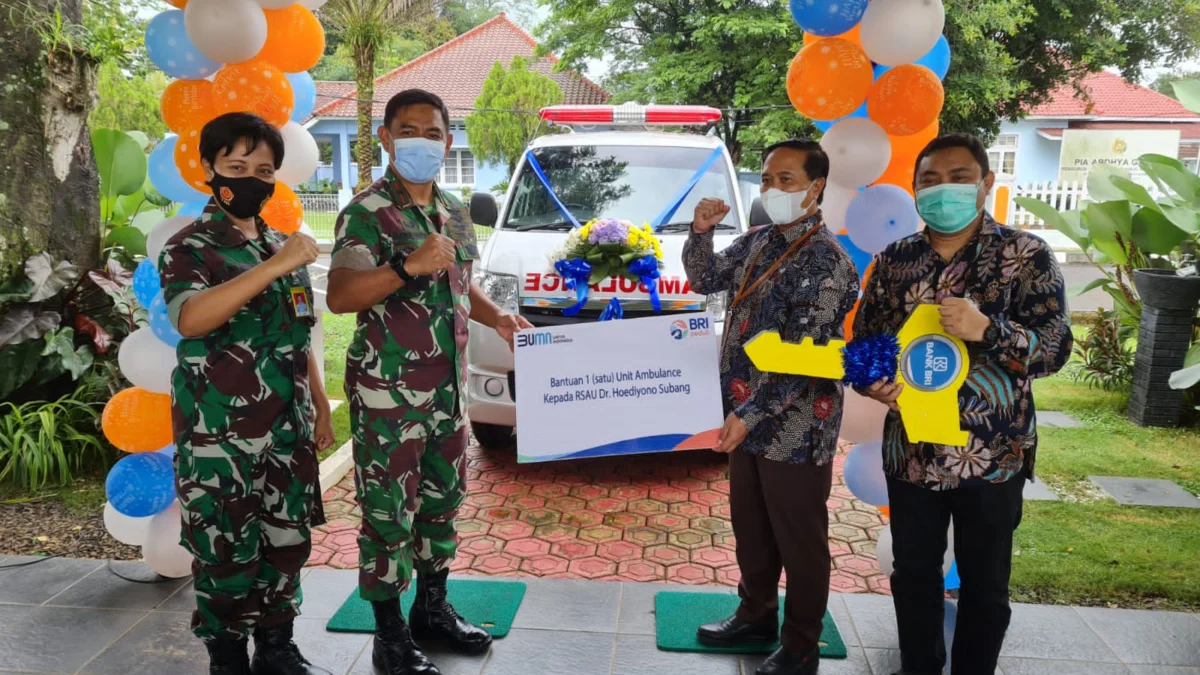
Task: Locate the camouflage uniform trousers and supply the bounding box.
[176,441,318,640]
[351,388,468,602]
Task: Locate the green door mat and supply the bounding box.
[654,592,846,658]
[325,579,526,638]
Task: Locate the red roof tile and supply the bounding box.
[1028,70,1200,119]
[311,13,608,120]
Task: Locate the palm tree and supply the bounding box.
[321,0,433,190]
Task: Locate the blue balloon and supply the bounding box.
[873,35,952,81]
[287,72,318,122]
[177,200,208,218]
[105,452,175,518]
[157,444,177,458]
[844,184,920,256]
[150,137,207,204]
[145,10,221,80]
[132,259,161,309]
[814,102,869,133]
[789,0,869,37]
[843,442,888,507]
[835,234,874,285]
[149,292,182,348]
[945,560,960,590]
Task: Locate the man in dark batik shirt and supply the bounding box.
[854,134,1072,675]
[683,139,860,675]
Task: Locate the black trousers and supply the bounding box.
[730,450,834,653]
[887,475,1025,674]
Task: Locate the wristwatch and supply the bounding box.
[390,251,429,292]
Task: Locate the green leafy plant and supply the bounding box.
[0,253,143,402]
[92,128,170,261]
[0,384,108,490]
[1071,310,1137,392]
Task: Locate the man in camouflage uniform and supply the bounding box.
[327,89,531,675]
[160,112,334,675]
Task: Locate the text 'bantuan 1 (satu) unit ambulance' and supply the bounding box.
[463,103,751,449]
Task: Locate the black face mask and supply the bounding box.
[208,172,276,220]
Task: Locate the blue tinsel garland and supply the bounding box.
[841,333,901,391]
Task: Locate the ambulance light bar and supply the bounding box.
[539,103,723,126]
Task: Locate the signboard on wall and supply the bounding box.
[1058,129,1181,183]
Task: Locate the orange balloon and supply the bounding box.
[786,39,873,121]
[162,79,216,134]
[166,0,187,6]
[256,6,326,74]
[174,126,210,194]
[878,505,891,519]
[803,24,862,48]
[212,61,296,128]
[874,121,940,194]
[844,299,860,342]
[868,65,944,136]
[262,183,304,234]
[102,388,173,453]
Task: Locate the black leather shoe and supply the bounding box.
[249,621,332,675]
[409,570,492,656]
[696,614,779,647]
[756,645,819,675]
[371,598,441,675]
[205,635,250,675]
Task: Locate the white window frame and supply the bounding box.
[988,133,1019,177]
[439,149,475,187]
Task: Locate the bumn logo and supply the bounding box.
[670,320,689,340]
[516,331,553,348]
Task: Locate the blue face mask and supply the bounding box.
[916,182,983,234]
[391,137,446,184]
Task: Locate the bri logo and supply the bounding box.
[901,335,962,392]
[516,331,553,348]
[670,320,689,340]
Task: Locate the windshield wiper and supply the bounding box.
[513,221,577,232]
[655,221,737,233]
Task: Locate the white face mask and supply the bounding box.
[762,185,817,225]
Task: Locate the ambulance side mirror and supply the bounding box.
[470,193,498,228]
[749,197,771,227]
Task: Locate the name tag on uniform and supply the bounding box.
[290,287,312,318]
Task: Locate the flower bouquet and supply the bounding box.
[548,218,666,317]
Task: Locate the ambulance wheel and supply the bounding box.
[471,422,515,449]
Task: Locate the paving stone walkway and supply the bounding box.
[310,443,891,593]
[1,559,1197,675]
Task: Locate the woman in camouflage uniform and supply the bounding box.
[159,113,335,675]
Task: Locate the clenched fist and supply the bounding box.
[692,198,731,235]
[405,233,457,277]
[272,233,319,276]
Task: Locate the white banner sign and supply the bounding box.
[1058,129,1180,183]
[514,313,724,463]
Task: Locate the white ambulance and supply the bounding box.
[464,103,762,449]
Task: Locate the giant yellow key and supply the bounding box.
[743,304,970,447]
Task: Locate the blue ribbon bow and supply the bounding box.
[628,256,662,314]
[599,297,624,321]
[554,258,591,316]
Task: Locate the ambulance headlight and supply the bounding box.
[706,291,728,322]
[479,271,520,314]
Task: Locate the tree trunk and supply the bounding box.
[0,0,100,281]
[354,44,377,191]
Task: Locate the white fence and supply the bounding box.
[998,181,1089,229]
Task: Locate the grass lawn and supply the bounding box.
[321,311,357,461]
[1009,356,1200,610]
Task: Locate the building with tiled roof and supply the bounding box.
[992,70,1200,185]
[303,13,608,202]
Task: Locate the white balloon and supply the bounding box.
[277,122,320,186]
[103,502,155,547]
[257,0,296,7]
[874,521,956,577]
[119,328,178,393]
[142,502,194,579]
[185,0,267,65]
[839,390,889,444]
[298,222,314,237]
[821,118,892,189]
[147,215,195,265]
[821,183,858,232]
[860,0,946,67]
[299,0,328,8]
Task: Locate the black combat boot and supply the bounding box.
[205,635,251,675]
[249,620,332,675]
[372,598,441,675]
[757,645,820,675]
[408,569,492,655]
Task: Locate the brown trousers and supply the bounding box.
[730,449,834,653]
